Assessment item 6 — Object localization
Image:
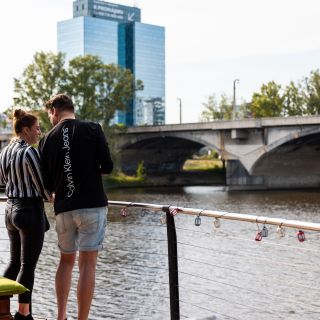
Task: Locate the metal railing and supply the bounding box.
[1,198,320,319]
[108,200,320,232]
[108,201,320,320]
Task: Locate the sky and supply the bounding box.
[1,0,320,124]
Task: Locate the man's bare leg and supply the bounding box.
[77,251,98,320]
[56,253,76,320]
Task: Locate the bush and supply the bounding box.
[136,161,146,179]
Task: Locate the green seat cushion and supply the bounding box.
[0,277,29,296]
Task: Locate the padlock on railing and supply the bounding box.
[297,230,306,242]
[169,207,179,216]
[277,225,286,238]
[261,225,269,237]
[213,218,221,228]
[120,207,128,217]
[160,214,167,225]
[255,231,263,241]
[140,209,148,217]
[195,215,201,226]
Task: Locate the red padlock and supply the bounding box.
[297,230,306,242]
[169,207,179,216]
[255,231,263,241]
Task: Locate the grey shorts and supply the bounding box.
[55,207,107,253]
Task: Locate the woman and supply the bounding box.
[0,109,51,320]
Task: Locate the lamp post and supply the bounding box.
[177,97,182,124]
[233,79,239,120]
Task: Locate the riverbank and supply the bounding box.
[104,159,226,189]
[104,170,226,189]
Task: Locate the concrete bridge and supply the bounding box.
[116,115,320,189]
[0,131,11,149]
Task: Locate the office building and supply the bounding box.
[57,0,165,126]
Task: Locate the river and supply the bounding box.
[1,187,320,319]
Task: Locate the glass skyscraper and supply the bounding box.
[57,0,165,126]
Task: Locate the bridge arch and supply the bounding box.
[119,135,220,175]
[119,131,222,154]
[250,127,320,176]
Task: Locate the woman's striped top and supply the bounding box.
[0,138,51,200]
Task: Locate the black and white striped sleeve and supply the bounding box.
[0,148,7,186]
[25,147,51,201]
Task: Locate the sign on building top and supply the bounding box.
[73,0,141,23]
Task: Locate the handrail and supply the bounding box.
[108,200,320,232]
[0,197,319,232]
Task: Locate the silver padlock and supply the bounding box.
[261,225,269,237]
[195,216,201,226]
[140,209,148,217]
[213,218,221,228]
[277,225,286,238]
[160,215,167,225]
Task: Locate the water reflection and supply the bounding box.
[1,187,320,319]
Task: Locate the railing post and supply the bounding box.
[165,208,180,320]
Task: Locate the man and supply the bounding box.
[39,94,113,320]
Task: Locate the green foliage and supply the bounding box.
[65,55,104,122]
[248,81,285,118]
[136,160,146,179]
[0,119,7,128]
[97,63,143,130]
[202,69,320,120]
[201,93,248,121]
[201,94,233,121]
[13,52,143,131]
[13,51,67,130]
[104,172,145,189]
[183,159,225,175]
[248,70,320,118]
[283,81,306,116]
[304,70,320,115]
[3,107,13,124]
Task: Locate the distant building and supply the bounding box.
[57,0,165,126]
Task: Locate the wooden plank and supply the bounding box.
[0,296,11,320]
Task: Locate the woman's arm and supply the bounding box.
[25,147,52,200]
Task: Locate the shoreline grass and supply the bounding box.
[104,159,226,189]
[183,159,224,171]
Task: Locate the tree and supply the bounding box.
[283,81,306,116]
[303,70,320,115]
[66,56,143,129]
[13,52,143,131]
[13,51,67,130]
[201,93,233,121]
[97,64,143,130]
[65,55,104,122]
[248,81,285,117]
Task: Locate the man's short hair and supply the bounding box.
[45,94,75,112]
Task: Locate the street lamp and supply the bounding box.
[177,97,182,124]
[233,79,239,120]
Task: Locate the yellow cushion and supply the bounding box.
[0,277,29,296]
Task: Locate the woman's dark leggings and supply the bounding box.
[3,198,46,304]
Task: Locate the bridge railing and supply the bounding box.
[1,199,320,319]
